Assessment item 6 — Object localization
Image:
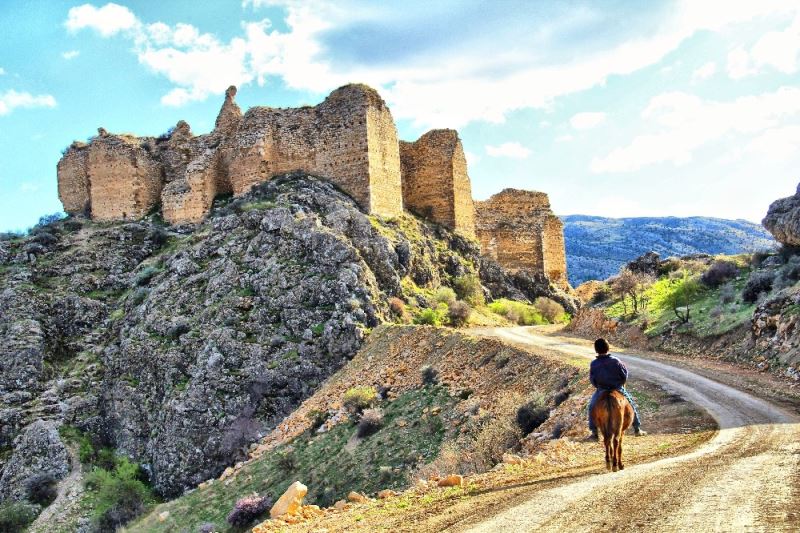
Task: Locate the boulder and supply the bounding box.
[347,490,368,503]
[377,489,398,499]
[270,481,308,519]
[0,420,70,501]
[437,474,464,488]
[763,183,800,246]
[334,499,349,511]
[502,453,524,465]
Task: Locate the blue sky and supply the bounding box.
[1,0,799,232]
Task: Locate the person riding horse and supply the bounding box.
[588,338,646,439]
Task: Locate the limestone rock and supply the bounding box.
[437,474,464,488]
[270,481,308,519]
[502,453,524,465]
[377,489,398,499]
[334,499,348,511]
[0,420,70,501]
[763,182,800,246]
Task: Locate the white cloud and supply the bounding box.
[726,14,800,79]
[62,50,80,60]
[19,182,41,193]
[591,86,800,173]
[745,125,800,160]
[0,67,5,75]
[464,150,481,167]
[65,3,139,37]
[570,112,606,130]
[66,1,800,125]
[555,134,574,142]
[691,61,716,82]
[486,142,531,159]
[0,90,57,116]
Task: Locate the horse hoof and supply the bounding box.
[619,465,625,470]
[612,466,619,472]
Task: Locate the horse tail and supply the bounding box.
[604,391,614,438]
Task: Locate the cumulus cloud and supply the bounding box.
[591,86,800,173]
[62,50,80,60]
[65,3,139,37]
[0,90,57,116]
[66,1,800,125]
[0,67,5,75]
[691,61,716,82]
[726,14,800,79]
[570,112,606,130]
[555,134,574,142]
[486,142,531,159]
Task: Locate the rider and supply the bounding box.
[587,338,646,439]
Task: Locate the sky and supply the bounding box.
[1,0,799,232]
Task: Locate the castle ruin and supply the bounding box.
[57,83,568,287]
[475,189,569,289]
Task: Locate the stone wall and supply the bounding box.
[475,189,569,289]
[399,129,475,236]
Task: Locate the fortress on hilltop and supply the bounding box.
[56,83,568,287]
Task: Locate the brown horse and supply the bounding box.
[590,390,634,472]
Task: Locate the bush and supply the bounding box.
[700,261,739,288]
[25,472,59,506]
[85,457,153,532]
[534,298,565,323]
[133,266,160,287]
[743,271,774,303]
[0,501,39,532]
[720,283,736,304]
[38,212,65,227]
[420,365,439,386]
[388,297,405,317]
[413,305,447,326]
[130,288,148,306]
[488,299,546,326]
[33,231,58,246]
[357,408,384,438]
[750,251,771,268]
[198,523,218,533]
[306,409,328,431]
[516,395,550,436]
[343,386,377,414]
[433,287,457,306]
[453,274,485,306]
[447,300,472,327]
[226,494,272,527]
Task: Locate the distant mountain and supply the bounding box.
[562,215,777,286]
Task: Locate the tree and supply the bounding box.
[663,274,704,324]
[610,268,655,317]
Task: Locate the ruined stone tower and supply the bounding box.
[400,129,475,236]
[56,83,570,288]
[475,189,568,289]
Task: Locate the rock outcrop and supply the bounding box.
[763,182,800,246]
[0,421,70,501]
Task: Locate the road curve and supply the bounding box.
[466,327,800,532]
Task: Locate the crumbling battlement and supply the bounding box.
[400,129,475,236]
[56,83,570,287]
[475,189,569,289]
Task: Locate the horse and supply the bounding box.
[590,389,634,472]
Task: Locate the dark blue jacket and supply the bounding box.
[590,354,628,390]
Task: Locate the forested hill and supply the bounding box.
[563,215,776,285]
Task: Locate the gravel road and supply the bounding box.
[465,327,800,532]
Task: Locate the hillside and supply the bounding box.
[0,174,574,531]
[562,215,776,285]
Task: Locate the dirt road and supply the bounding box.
[465,327,800,532]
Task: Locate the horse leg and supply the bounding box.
[611,435,619,472]
[618,432,625,470]
[603,433,612,471]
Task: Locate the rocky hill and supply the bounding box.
[563,215,776,285]
[0,174,574,530]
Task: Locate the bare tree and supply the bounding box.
[611,268,655,317]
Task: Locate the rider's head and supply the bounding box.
[594,338,610,355]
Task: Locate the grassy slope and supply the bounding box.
[131,325,581,532]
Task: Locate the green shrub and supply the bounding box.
[0,501,39,531]
[700,260,739,288]
[85,456,153,532]
[433,287,457,306]
[343,386,377,414]
[413,303,448,326]
[743,271,774,304]
[130,288,149,306]
[516,394,550,436]
[453,274,485,306]
[488,299,546,325]
[447,300,472,327]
